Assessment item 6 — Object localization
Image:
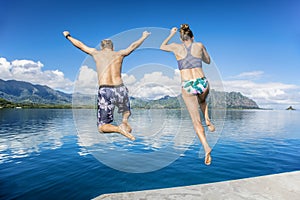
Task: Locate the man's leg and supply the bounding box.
[120,111,132,133]
[115,85,134,139]
[97,86,135,141]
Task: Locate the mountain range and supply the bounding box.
[0,79,259,109]
[0,79,71,104]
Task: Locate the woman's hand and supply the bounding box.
[170,27,177,35]
[160,27,178,52]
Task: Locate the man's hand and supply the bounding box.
[63,31,70,38]
[142,31,151,38]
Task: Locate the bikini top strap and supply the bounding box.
[183,43,193,53]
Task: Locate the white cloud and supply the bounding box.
[0,57,73,92]
[73,65,98,94]
[125,70,181,99]
[122,73,136,85]
[224,71,300,109]
[74,66,298,110]
[73,67,181,99]
[2,56,299,109]
[0,57,13,78]
[0,57,181,99]
[231,70,264,80]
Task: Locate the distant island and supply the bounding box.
[286,106,296,110]
[0,79,260,109]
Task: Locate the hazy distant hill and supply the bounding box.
[131,90,259,109]
[0,79,71,104]
[224,91,259,109]
[0,79,259,109]
[206,89,259,109]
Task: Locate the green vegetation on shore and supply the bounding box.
[0,98,71,109]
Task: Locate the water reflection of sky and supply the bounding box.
[73,108,225,173]
[0,109,74,163]
[1,108,299,170]
[1,109,299,199]
[224,110,300,141]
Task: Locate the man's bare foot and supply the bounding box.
[205,150,212,165]
[118,124,135,141]
[121,122,132,133]
[205,119,215,132]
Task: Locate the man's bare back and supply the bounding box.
[91,49,124,86]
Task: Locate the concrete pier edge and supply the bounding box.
[93,170,300,200]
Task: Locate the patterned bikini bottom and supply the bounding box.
[181,77,208,95]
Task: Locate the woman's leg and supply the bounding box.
[182,89,212,165]
[197,87,215,132]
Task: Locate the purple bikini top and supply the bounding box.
[177,44,202,70]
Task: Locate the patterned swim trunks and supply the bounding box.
[181,77,208,95]
[97,84,131,126]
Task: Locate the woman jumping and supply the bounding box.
[160,24,215,165]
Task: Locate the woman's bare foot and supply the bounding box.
[205,119,215,132]
[118,124,135,141]
[205,149,212,165]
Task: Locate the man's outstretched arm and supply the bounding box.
[63,31,96,55]
[119,31,151,56]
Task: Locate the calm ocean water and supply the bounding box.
[0,108,300,199]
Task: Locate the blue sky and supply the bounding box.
[1,0,300,108]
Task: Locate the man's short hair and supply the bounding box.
[101,39,113,49]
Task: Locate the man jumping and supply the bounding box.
[63,30,150,140]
